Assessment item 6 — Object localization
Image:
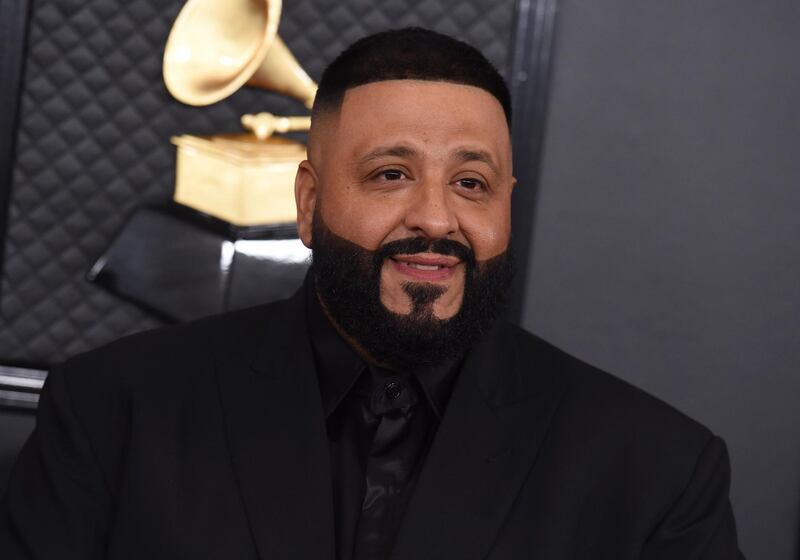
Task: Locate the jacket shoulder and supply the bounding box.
[500,325,739,555]
[55,297,294,397]
[505,322,713,445]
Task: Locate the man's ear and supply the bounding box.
[295,160,318,248]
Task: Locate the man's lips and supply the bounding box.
[388,253,460,281]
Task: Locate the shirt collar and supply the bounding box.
[305,275,463,420]
[413,360,461,419]
[305,277,365,418]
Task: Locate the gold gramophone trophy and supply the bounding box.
[88,0,315,321]
[163,0,317,226]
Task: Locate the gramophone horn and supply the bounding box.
[163,0,317,108]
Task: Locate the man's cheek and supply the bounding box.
[379,262,414,314]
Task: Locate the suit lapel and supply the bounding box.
[214,292,335,560]
[392,323,567,560]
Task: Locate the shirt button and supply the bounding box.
[385,381,403,400]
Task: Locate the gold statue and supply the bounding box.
[163,0,316,226]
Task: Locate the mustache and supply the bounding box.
[373,237,475,265]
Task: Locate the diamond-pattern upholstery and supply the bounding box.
[0,0,515,366]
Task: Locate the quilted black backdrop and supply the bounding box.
[0,0,516,366]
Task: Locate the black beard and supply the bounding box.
[310,211,513,371]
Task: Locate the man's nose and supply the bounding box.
[402,178,458,240]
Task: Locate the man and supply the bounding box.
[1,28,743,559]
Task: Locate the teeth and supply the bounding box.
[407,263,441,271]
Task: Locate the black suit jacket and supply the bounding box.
[0,290,743,559]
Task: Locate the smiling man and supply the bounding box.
[1,28,743,560]
[289,34,522,557]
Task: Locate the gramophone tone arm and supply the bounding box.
[241,112,312,140]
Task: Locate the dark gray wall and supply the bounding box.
[522,1,800,558]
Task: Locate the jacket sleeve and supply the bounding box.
[0,365,112,559]
[642,435,746,560]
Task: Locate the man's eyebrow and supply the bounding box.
[358,145,418,166]
[454,148,499,174]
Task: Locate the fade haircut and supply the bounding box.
[311,27,512,127]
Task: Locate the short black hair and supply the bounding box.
[312,27,512,127]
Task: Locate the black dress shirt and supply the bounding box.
[305,283,461,560]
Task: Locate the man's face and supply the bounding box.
[296,80,515,322]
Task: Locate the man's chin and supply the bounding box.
[380,264,465,319]
[379,289,463,320]
[380,301,460,322]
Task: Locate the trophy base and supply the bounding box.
[172,133,306,226]
[87,203,311,322]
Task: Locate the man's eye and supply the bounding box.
[379,170,405,181]
[456,177,486,190]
